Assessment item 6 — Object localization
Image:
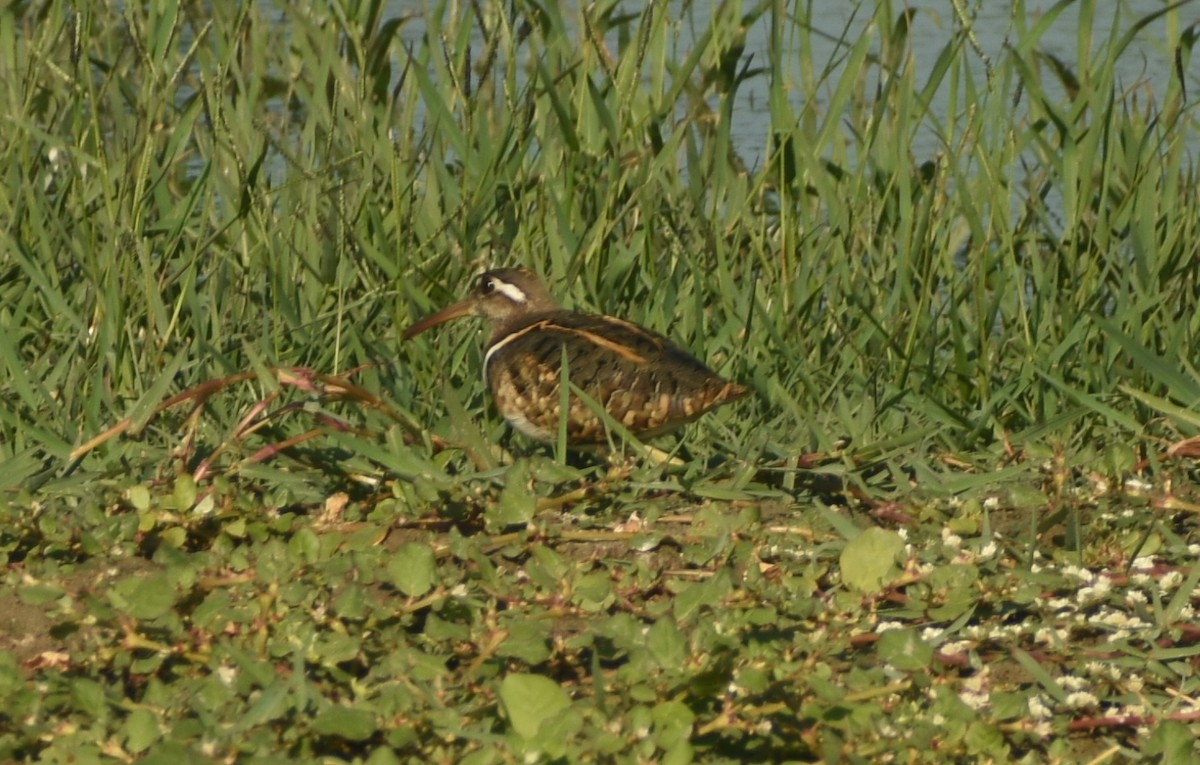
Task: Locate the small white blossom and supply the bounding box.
[1058,675,1088,691]
[1028,695,1052,718]
[959,675,990,710]
[1124,477,1152,492]
[939,640,972,657]
[217,665,237,687]
[1062,565,1093,583]
[941,528,963,548]
[1159,570,1184,593]
[1077,575,1112,604]
[1066,691,1099,709]
[1085,662,1121,681]
[1033,626,1070,645]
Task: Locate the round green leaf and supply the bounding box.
[112,574,176,620]
[499,673,571,740]
[387,542,437,597]
[840,527,905,593]
[877,629,934,670]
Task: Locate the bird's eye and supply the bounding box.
[480,276,495,295]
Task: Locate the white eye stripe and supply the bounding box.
[491,279,527,304]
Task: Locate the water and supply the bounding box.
[387,0,1200,168]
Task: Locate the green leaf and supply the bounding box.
[311,705,377,741]
[127,484,152,511]
[172,474,197,511]
[499,673,572,740]
[17,584,64,605]
[123,708,160,753]
[71,677,108,716]
[387,542,437,597]
[333,583,369,620]
[646,618,687,671]
[489,461,535,528]
[650,700,695,747]
[840,527,905,593]
[238,680,291,730]
[112,574,176,620]
[877,629,934,671]
[1143,720,1198,764]
[496,620,551,665]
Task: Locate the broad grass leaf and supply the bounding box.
[840,527,905,593]
[0,449,43,492]
[499,673,571,740]
[387,542,437,597]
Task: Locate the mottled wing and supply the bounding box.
[485,311,746,443]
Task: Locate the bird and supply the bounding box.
[403,267,747,446]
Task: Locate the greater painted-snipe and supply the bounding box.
[404,268,746,445]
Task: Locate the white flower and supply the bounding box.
[1058,675,1088,691]
[1028,695,1052,718]
[959,676,990,710]
[1066,691,1099,709]
[1077,575,1112,604]
[1062,565,1093,583]
[1159,570,1184,593]
[941,528,963,548]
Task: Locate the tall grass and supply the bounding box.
[2,0,1198,496]
[5,2,1200,761]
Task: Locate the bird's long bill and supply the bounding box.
[402,298,475,340]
